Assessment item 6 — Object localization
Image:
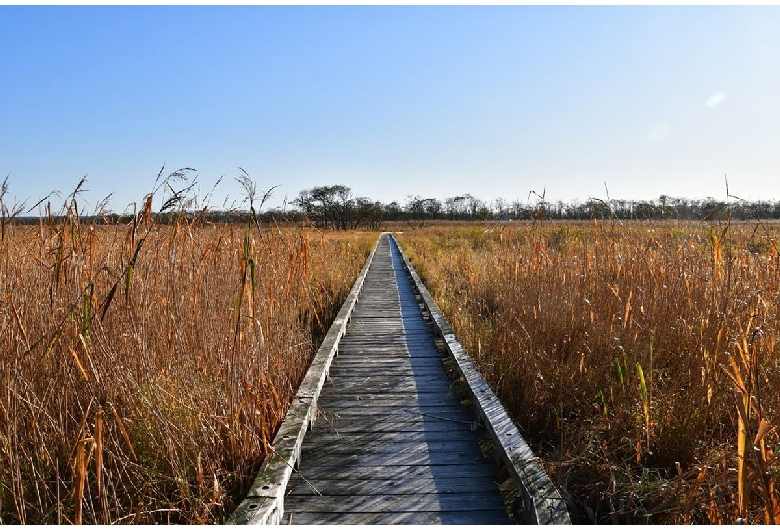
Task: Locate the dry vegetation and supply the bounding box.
[397,218,780,524]
[0,180,376,523]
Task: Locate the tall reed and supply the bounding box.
[397,219,780,523]
[0,179,376,523]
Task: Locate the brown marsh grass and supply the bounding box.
[0,198,376,523]
[397,219,780,524]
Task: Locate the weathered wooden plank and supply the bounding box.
[337,342,437,350]
[281,492,507,512]
[326,368,450,379]
[320,378,455,394]
[334,352,441,360]
[285,475,502,496]
[335,343,411,351]
[337,336,438,345]
[324,372,453,384]
[314,412,474,428]
[283,509,513,525]
[300,439,483,455]
[338,340,441,348]
[283,462,501,481]
[317,393,461,407]
[329,359,447,370]
[306,417,477,434]
[312,404,470,417]
[295,448,488,469]
[294,428,486,446]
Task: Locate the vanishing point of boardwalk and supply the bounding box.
[282,235,514,524]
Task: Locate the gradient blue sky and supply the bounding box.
[1,5,779,213]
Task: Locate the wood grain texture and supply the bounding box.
[284,509,512,525]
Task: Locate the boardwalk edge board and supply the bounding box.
[225,234,382,525]
[389,234,572,525]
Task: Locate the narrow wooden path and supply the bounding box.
[282,234,514,524]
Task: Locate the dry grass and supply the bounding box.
[397,219,780,524]
[0,199,376,523]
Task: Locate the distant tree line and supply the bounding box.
[277,186,780,228]
[11,184,780,229]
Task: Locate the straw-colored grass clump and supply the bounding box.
[0,200,375,523]
[397,219,780,524]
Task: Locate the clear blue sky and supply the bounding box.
[1,5,779,214]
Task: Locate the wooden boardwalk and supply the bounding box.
[282,234,514,525]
